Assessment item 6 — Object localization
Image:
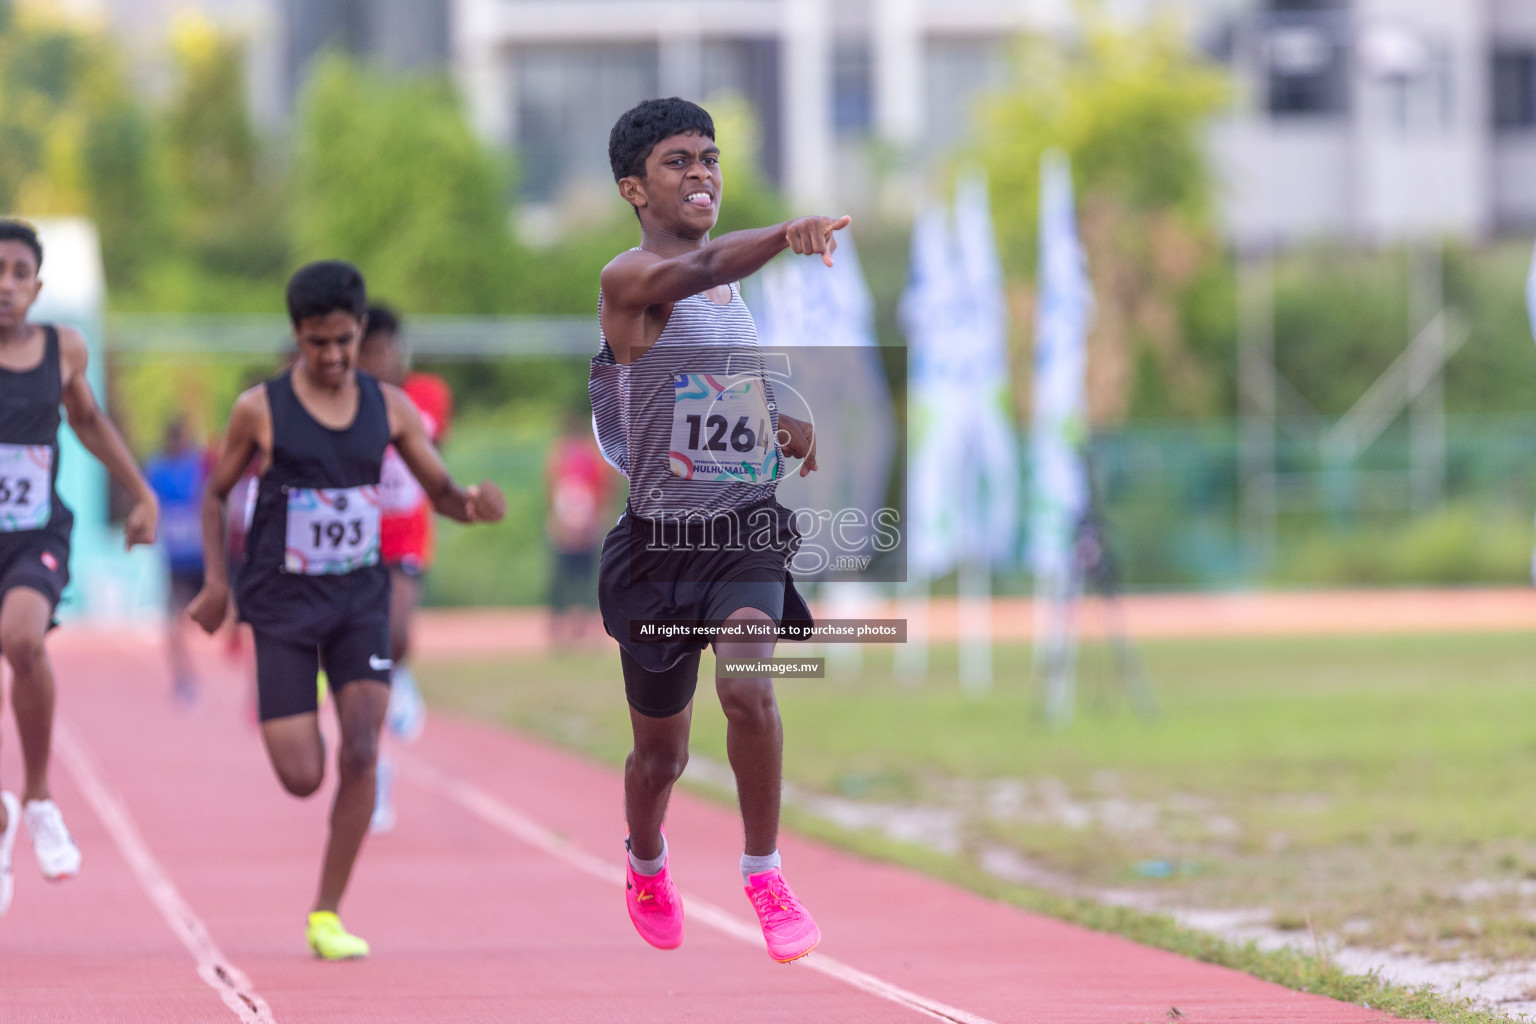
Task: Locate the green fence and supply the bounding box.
[1094,416,1536,590]
[99,307,1536,603]
[425,414,1536,606]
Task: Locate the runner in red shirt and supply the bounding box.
[356,305,452,833]
[546,412,612,646]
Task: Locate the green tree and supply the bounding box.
[161,18,286,280]
[705,90,786,236]
[80,89,165,289]
[292,55,515,314]
[971,16,1231,423]
[0,5,162,288]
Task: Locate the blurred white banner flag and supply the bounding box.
[1030,150,1093,723]
[900,177,1019,580]
[898,174,1020,689]
[752,233,896,564]
[900,201,966,577]
[1527,235,1536,347]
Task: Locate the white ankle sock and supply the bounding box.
[628,835,667,876]
[740,849,781,884]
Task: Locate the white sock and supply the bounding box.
[628,835,667,876]
[393,663,417,691]
[740,849,781,884]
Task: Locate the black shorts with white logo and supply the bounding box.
[599,499,813,717]
[252,617,392,722]
[0,530,70,626]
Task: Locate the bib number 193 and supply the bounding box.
[284,485,381,575]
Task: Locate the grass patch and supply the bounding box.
[418,632,1536,1021]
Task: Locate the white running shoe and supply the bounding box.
[0,792,19,915]
[23,799,80,881]
[370,753,397,834]
[385,665,426,742]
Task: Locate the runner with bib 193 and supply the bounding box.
[187,260,505,961]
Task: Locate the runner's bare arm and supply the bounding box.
[57,327,158,547]
[188,388,267,634]
[384,385,505,525]
[599,215,852,361]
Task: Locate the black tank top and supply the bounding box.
[0,325,72,542]
[235,368,391,638]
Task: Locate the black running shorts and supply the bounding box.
[253,617,392,722]
[619,574,788,719]
[0,531,70,626]
[598,500,813,676]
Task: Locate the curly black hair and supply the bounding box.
[608,97,715,182]
[0,219,42,271]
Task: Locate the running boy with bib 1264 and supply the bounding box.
[592,98,847,963]
[188,261,505,960]
[0,219,159,917]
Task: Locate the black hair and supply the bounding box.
[362,303,399,343]
[608,97,714,182]
[0,219,43,271]
[285,260,366,325]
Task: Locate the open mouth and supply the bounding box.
[685,191,713,209]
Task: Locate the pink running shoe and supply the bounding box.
[625,849,683,950]
[744,869,821,962]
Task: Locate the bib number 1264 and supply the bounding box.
[670,373,781,483]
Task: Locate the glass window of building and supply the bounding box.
[832,38,873,139]
[514,44,659,202]
[924,37,1011,149]
[1494,50,1536,131]
[701,39,783,187]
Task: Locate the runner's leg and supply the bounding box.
[624,698,693,862]
[315,679,387,913]
[388,567,417,664]
[713,606,781,857]
[3,587,57,803]
[167,574,199,703]
[260,712,326,798]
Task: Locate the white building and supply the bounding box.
[1216,0,1530,245]
[55,0,1536,244]
[450,0,1536,244]
[451,0,1078,212]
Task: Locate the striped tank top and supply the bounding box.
[590,279,780,519]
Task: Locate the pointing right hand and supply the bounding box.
[785,215,852,268]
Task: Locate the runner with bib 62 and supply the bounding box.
[187,260,505,960]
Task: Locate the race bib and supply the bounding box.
[669,373,781,484]
[0,444,52,532]
[378,446,424,514]
[283,485,381,575]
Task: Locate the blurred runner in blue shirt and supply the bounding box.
[146,417,207,707]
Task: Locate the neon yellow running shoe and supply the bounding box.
[306,911,369,960]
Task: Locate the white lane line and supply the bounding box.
[402,754,999,1024]
[55,722,277,1024]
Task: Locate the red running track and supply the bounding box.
[0,629,1422,1024]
